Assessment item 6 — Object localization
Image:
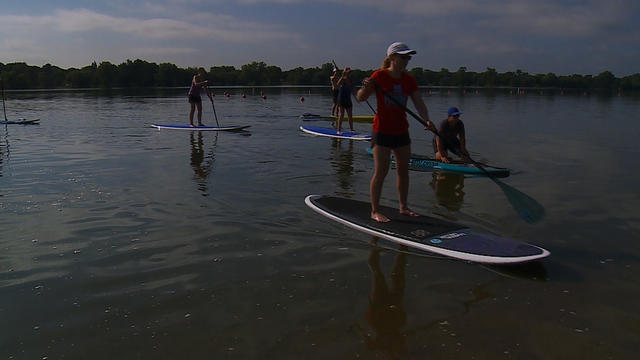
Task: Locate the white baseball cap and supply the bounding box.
[387,42,416,56]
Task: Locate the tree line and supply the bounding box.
[1,59,638,92]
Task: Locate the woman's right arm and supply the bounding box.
[357,77,375,102]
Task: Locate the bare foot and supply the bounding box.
[371,212,390,223]
[190,123,195,127]
[399,208,419,217]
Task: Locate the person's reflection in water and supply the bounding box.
[430,171,465,211]
[190,132,215,195]
[330,138,355,196]
[359,240,408,358]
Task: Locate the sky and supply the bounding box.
[0,0,638,76]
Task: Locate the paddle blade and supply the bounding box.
[496,180,545,223]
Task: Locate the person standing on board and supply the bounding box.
[188,67,214,127]
[433,107,469,163]
[330,68,340,116]
[357,42,435,223]
[336,67,355,134]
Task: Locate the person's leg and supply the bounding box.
[371,145,391,222]
[196,102,203,126]
[392,144,417,216]
[337,105,344,134]
[346,106,354,132]
[189,102,196,126]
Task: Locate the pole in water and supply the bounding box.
[1,75,7,121]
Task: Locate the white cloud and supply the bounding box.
[0,8,300,43]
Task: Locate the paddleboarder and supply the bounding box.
[357,42,435,223]
[188,67,214,127]
[433,107,469,163]
[336,67,355,134]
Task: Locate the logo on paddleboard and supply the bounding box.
[430,238,442,244]
[440,232,467,239]
[411,229,430,238]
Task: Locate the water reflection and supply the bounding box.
[190,132,217,195]
[429,172,465,211]
[357,241,409,358]
[329,138,355,196]
[0,126,9,178]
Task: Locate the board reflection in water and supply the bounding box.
[329,138,355,197]
[190,132,217,195]
[357,241,408,357]
[430,172,465,211]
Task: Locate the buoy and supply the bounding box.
[242,93,246,98]
[262,95,267,100]
[300,97,305,102]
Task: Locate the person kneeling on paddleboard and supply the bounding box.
[357,42,436,223]
[188,67,214,127]
[433,107,470,164]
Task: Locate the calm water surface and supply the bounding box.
[1,88,639,359]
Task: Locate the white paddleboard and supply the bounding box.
[300,125,371,141]
[151,124,250,131]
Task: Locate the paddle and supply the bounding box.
[209,91,220,127]
[332,60,377,115]
[370,79,545,223]
[1,74,7,121]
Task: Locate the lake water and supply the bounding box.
[1,87,639,359]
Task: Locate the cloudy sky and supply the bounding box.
[1,0,638,76]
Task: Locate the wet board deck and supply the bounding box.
[305,195,549,264]
[300,125,371,140]
[300,113,374,123]
[151,124,250,131]
[365,147,510,177]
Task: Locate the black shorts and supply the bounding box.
[371,132,411,149]
[188,94,202,103]
[338,98,352,108]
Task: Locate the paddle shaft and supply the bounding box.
[209,92,220,127]
[370,79,496,180]
[1,75,7,121]
[332,60,377,115]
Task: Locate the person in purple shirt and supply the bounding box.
[433,107,470,163]
[188,67,214,127]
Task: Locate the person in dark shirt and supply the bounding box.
[433,107,469,163]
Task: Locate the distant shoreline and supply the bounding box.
[2,60,638,92]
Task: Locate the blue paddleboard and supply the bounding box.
[365,147,509,177]
[305,195,549,264]
[300,125,371,140]
[151,124,250,131]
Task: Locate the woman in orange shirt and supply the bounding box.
[357,42,435,223]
